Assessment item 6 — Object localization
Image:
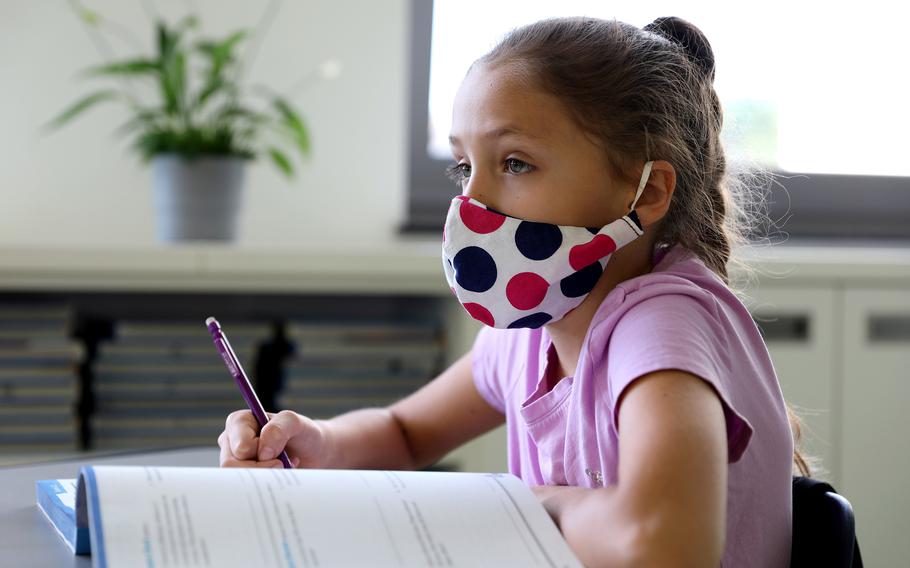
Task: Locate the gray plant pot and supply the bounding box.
[151,154,247,243]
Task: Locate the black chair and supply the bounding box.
[791,476,863,568]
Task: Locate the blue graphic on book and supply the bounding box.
[35,478,91,554]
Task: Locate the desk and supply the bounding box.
[0,447,219,567]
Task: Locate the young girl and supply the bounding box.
[220,16,800,567]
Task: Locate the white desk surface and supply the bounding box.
[0,446,219,567]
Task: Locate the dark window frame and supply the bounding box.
[403,0,910,241]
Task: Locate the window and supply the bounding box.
[406,0,910,241]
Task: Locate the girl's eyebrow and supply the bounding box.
[449,125,543,147]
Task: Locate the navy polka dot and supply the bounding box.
[560,262,603,297]
[586,227,599,235]
[515,222,562,260]
[508,312,553,329]
[453,246,497,293]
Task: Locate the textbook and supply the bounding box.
[36,478,90,554]
[37,465,583,568]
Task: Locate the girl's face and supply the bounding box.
[448,62,633,229]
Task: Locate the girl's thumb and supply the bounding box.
[257,410,304,461]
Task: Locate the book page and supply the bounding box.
[85,466,581,568]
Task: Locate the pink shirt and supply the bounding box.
[472,243,793,567]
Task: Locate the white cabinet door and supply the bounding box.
[745,286,841,484]
[841,288,910,568]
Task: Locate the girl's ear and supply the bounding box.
[633,160,676,228]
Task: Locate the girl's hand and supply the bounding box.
[531,484,563,523]
[531,485,596,528]
[218,409,328,469]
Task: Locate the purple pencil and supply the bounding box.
[206,317,293,469]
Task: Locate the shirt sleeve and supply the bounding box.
[606,292,754,463]
[471,326,506,414]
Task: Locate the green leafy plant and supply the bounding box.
[48,3,319,178]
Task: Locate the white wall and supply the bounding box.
[0,0,409,249]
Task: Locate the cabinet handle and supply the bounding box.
[752,314,810,342]
[868,315,910,342]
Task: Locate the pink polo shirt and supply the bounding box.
[472,243,793,567]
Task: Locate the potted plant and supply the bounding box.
[48,5,333,242]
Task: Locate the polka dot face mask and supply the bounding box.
[442,161,654,329]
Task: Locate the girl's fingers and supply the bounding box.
[258,410,305,461]
[220,432,284,468]
[220,409,317,467]
[224,409,260,460]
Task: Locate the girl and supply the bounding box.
[220,16,801,567]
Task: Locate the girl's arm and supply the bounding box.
[321,350,505,470]
[533,369,728,568]
[222,351,505,471]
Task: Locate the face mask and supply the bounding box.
[442,161,653,329]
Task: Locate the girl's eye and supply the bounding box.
[445,162,471,184]
[505,158,533,175]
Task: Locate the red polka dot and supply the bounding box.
[506,272,549,310]
[569,234,617,270]
[459,200,506,234]
[463,303,495,326]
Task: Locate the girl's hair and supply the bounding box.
[479,16,810,477]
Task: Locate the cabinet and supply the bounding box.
[747,281,909,567]
[841,288,910,567]
[746,286,842,484]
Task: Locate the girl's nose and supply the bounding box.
[462,172,489,203]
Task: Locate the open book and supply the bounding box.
[37,465,582,567]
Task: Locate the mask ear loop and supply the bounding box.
[629,160,654,212]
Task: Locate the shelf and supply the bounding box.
[0,240,908,294]
[0,241,445,294]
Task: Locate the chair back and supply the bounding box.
[791,476,863,568]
